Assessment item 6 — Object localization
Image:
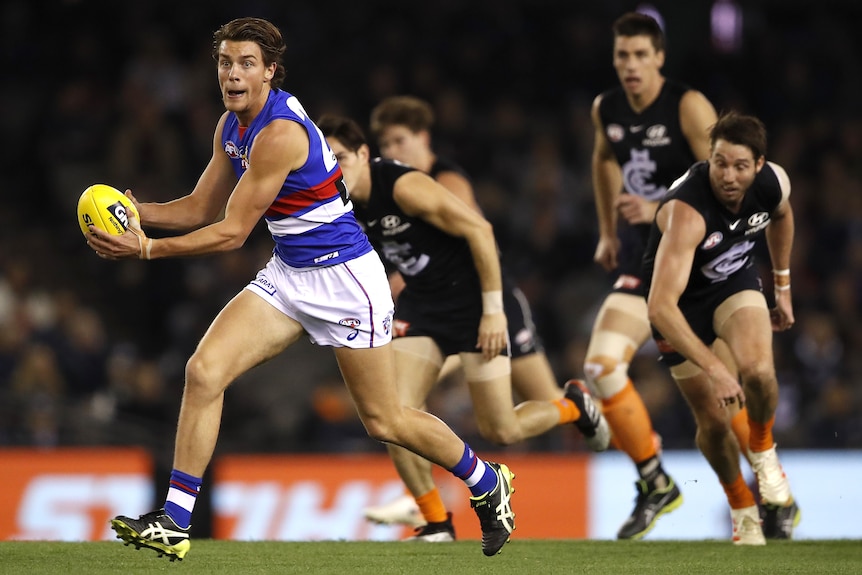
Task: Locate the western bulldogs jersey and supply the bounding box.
[221,88,372,268]
[353,158,479,297]
[642,161,783,300]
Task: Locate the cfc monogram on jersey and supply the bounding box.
[599,80,697,201]
[622,149,664,201]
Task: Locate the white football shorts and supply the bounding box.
[245,250,395,348]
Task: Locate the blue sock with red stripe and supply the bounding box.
[449,443,498,497]
[163,469,202,529]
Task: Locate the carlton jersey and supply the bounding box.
[598,79,698,291]
[221,88,372,268]
[354,158,479,299]
[429,157,470,182]
[642,160,783,303]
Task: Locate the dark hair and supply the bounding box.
[369,95,435,140]
[317,114,368,152]
[612,12,665,53]
[212,17,287,88]
[710,111,768,159]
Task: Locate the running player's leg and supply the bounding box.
[504,286,609,448]
[713,337,753,462]
[371,337,455,539]
[111,287,306,560]
[715,291,799,538]
[511,352,561,400]
[670,361,764,545]
[584,292,679,539]
[336,344,515,555]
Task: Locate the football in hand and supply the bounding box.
[77,184,139,236]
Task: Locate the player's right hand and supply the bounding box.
[709,366,746,410]
[87,211,152,260]
[476,312,508,362]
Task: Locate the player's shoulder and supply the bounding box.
[372,156,417,175]
[763,161,788,181]
[663,78,695,96]
[760,161,791,199]
[668,161,709,195]
[663,78,711,109]
[595,85,625,108]
[430,156,468,180]
[371,157,418,192]
[593,86,626,125]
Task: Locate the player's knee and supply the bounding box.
[583,355,629,399]
[738,359,776,390]
[184,352,227,399]
[476,422,521,446]
[359,412,396,443]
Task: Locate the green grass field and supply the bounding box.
[1,540,860,575]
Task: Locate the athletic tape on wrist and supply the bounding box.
[482,290,504,315]
[137,235,152,260]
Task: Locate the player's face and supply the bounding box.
[217,41,275,122]
[613,35,665,98]
[377,125,426,167]
[326,137,368,201]
[708,139,764,209]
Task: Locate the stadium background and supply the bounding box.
[1,0,860,540]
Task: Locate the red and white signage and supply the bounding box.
[0,448,152,541]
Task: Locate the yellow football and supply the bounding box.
[77,184,139,236]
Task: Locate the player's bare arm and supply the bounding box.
[590,95,622,271]
[648,200,744,405]
[393,171,502,295]
[387,168,481,302]
[393,170,507,360]
[435,170,483,213]
[679,89,719,161]
[89,119,308,260]
[764,162,795,331]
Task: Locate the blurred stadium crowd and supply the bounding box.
[2,0,861,466]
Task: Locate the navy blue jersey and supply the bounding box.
[598,79,698,284]
[354,158,480,299]
[429,157,471,182]
[642,161,784,303]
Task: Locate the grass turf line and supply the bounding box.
[0,540,860,575]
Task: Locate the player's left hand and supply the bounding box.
[770,288,794,331]
[616,194,659,225]
[476,312,508,361]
